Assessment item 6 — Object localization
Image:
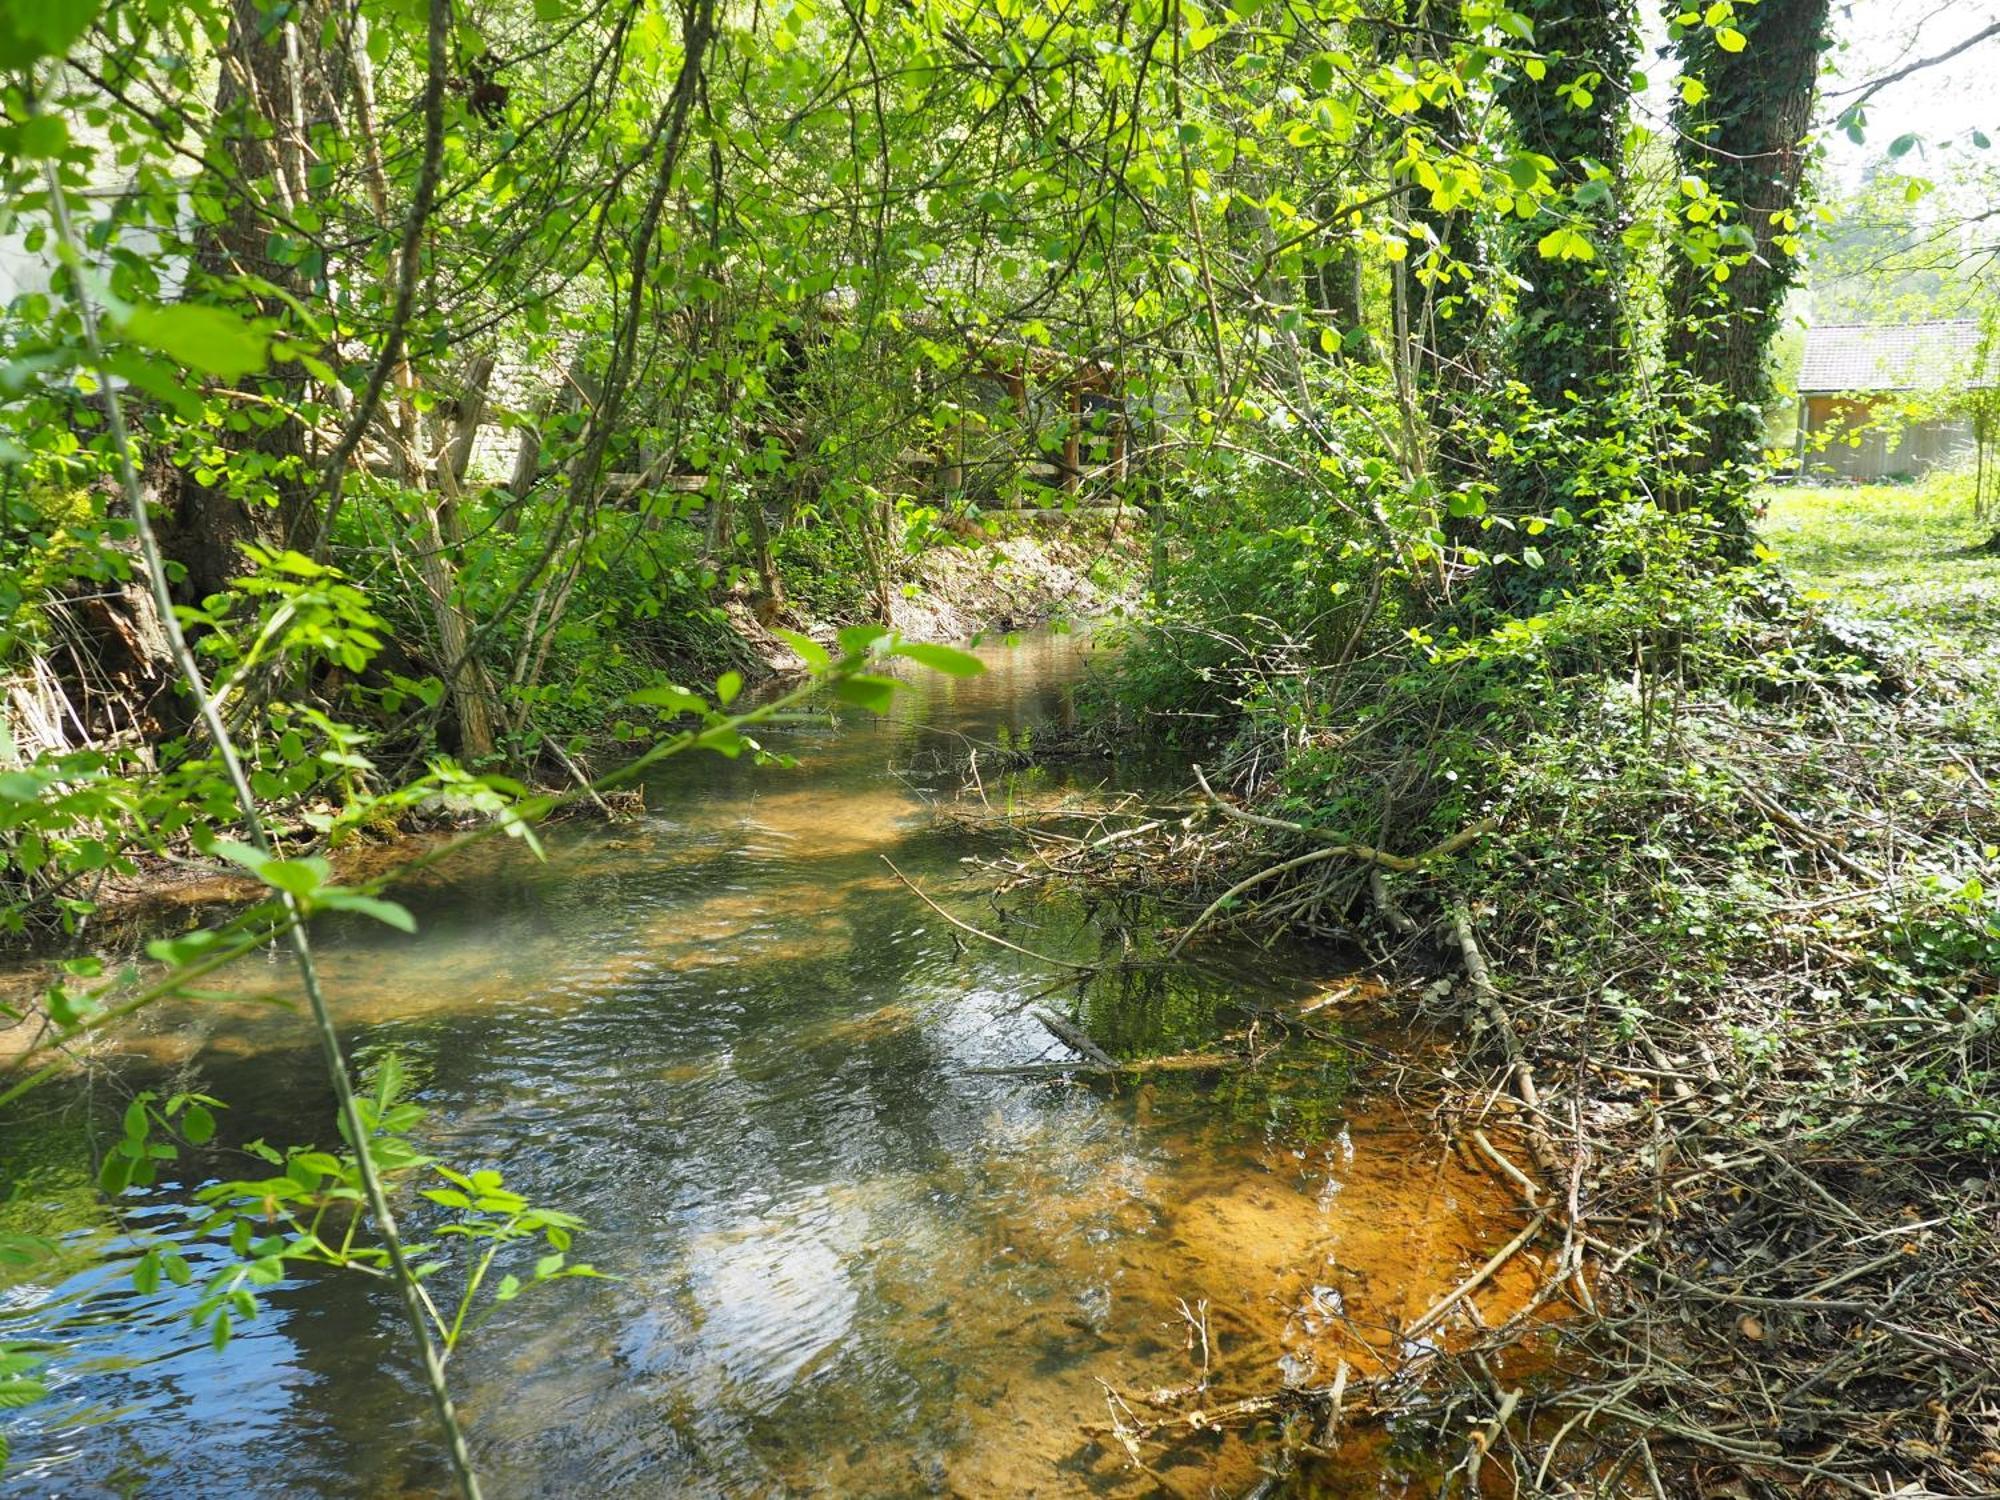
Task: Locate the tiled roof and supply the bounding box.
[1797,319,1990,393]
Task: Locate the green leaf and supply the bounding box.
[894,641,987,677]
[182,1103,216,1145]
[317,889,417,932]
[122,302,270,380]
[1714,25,1746,52]
[0,770,43,801]
[0,0,101,70]
[16,114,66,158]
[0,1378,49,1411]
[257,857,330,899]
[832,674,898,713]
[245,1256,285,1286]
[628,684,707,716]
[1535,225,1595,262]
[211,840,269,873]
[773,628,830,672]
[714,670,743,706]
[836,623,890,657]
[98,1151,132,1195]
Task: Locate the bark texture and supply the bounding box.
[1666,0,1832,542]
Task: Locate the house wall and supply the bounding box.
[1800,393,1973,482]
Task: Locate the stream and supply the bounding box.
[0,627,1535,1497]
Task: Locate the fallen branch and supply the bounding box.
[1402,1209,1551,1343]
[881,856,1098,972]
[1451,901,1558,1174]
[1027,1005,1116,1068]
[1164,814,1497,960]
[1720,770,1884,885]
[1192,765,1496,873]
[967,1051,1239,1077]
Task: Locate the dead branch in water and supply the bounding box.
[1192,764,1497,873]
[1161,805,1496,961]
[880,855,1100,972]
[1026,1004,1115,1067]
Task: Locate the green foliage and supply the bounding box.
[0,0,1939,1481]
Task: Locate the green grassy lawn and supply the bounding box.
[1759,474,2000,655]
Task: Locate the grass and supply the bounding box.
[1760,472,2000,656]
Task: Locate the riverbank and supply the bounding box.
[0,518,1141,962]
[3,623,1554,1497]
[736,515,1141,674]
[1010,479,2000,1493]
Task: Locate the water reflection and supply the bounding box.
[2,627,1532,1497]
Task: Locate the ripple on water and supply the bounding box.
[1,628,1549,1497]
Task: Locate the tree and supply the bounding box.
[1665,0,1833,540]
[1488,0,1637,593]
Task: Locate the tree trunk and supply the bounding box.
[1665,0,1833,550]
[164,0,319,601]
[1489,0,1635,601]
[1402,0,1490,498]
[1309,231,1365,360]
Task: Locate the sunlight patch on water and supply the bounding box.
[2,627,1546,1497]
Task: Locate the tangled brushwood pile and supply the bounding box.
[996,540,2000,1493]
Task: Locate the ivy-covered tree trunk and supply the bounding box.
[1490,0,1635,599]
[164,0,319,603]
[1403,0,1490,492]
[1665,0,1832,547]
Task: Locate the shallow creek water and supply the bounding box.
[1,628,1539,1498]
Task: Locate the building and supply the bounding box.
[1796,319,1989,482]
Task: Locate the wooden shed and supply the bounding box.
[1796,320,1986,482]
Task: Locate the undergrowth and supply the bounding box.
[1059,471,2000,1493]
